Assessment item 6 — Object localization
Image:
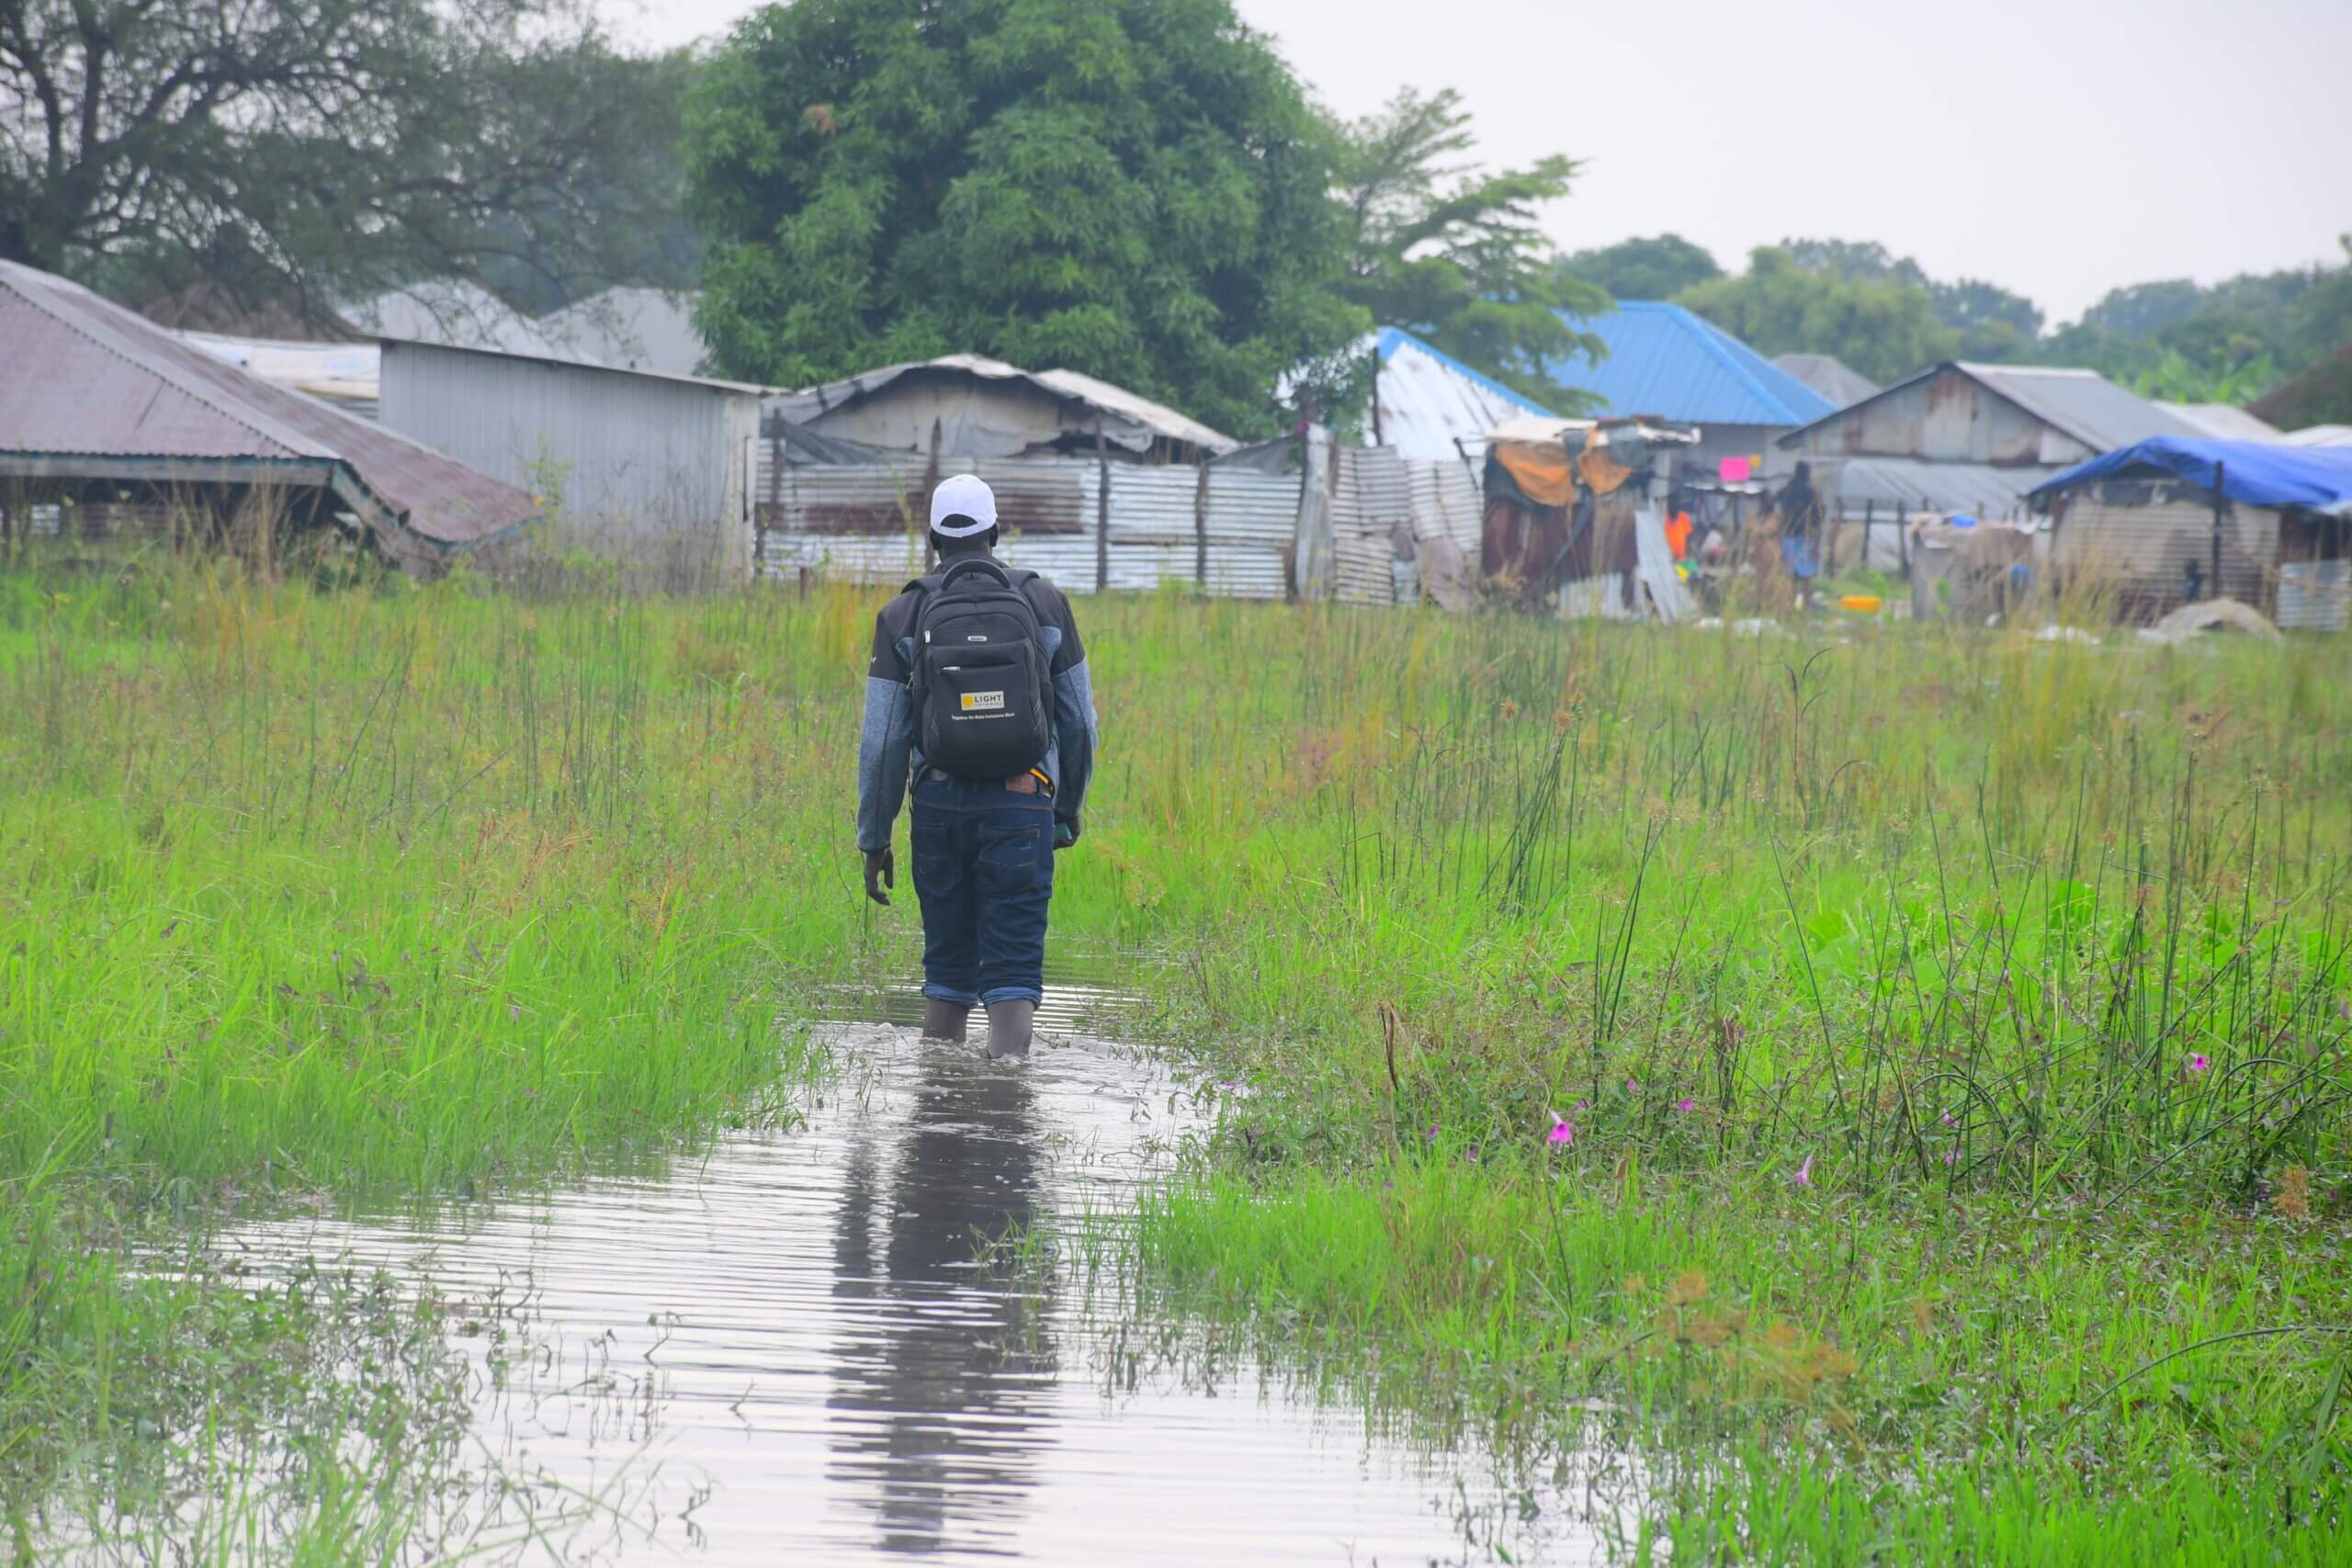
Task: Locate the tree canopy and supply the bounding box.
[1678,247,1953,386]
[1555,234,1722,305]
[686,0,1366,439]
[0,0,691,330]
[1330,87,1603,412]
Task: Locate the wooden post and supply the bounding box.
[1094,417,1110,594]
[1193,458,1210,587]
[922,417,943,570]
[2211,459,2226,602]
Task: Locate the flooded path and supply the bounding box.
[220,983,1638,1565]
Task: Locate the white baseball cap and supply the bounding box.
[930,474,998,537]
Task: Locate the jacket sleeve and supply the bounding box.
[1051,657,1097,837]
[856,677,915,854]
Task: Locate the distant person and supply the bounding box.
[857,475,1098,1059]
[1774,461,1825,585]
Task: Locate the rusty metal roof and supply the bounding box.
[0,260,537,561]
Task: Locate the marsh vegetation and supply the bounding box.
[2,552,2344,1561]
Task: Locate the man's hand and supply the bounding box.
[1054,820,1079,852]
[863,847,895,906]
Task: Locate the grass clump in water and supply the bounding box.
[3,551,2346,1559]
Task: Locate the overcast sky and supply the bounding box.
[605,0,2352,326]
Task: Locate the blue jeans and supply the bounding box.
[909,776,1055,1008]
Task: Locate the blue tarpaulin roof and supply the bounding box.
[1544,302,1837,429]
[2030,436,2352,516]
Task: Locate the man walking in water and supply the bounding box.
[857,475,1098,1058]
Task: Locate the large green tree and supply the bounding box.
[1555,233,1721,305]
[1677,246,1954,385]
[1330,86,1603,412]
[686,0,1364,438]
[1774,237,2041,359]
[0,1,688,330]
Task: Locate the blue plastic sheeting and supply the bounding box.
[1541,302,1836,428]
[2030,436,2352,516]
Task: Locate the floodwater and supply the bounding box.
[213,978,1644,1565]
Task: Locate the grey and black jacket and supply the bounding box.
[855,560,1098,854]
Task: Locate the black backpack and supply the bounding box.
[907,558,1053,781]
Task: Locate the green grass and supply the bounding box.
[2,548,2346,1559]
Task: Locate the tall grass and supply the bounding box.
[2,549,2345,1558]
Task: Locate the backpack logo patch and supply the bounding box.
[960,691,1005,711]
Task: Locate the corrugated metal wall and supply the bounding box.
[2278,559,2350,632]
[752,443,1481,606]
[754,456,1296,599]
[381,344,758,575]
[2052,494,2278,617]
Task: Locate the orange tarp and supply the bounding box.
[1576,445,1635,496]
[1492,440,1576,508]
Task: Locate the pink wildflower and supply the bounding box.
[1792,1154,1814,1189]
[1625,1077,1638,1092]
[1943,1147,1960,1166]
[1425,1124,1441,1141]
[1546,1111,1576,1148]
[1674,1098,1697,1113]
[2188,1053,2211,1074]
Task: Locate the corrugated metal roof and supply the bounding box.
[2282,424,2352,448]
[184,332,380,411]
[1369,327,1552,462]
[1951,363,2202,451]
[1545,303,1838,428]
[2157,402,2283,443]
[770,354,1234,457]
[1032,367,1235,455]
[381,337,773,396]
[1771,353,1881,410]
[0,260,537,558]
[537,287,707,378]
[1817,456,2048,519]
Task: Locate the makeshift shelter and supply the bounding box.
[1481,416,1702,620]
[379,340,768,581]
[0,260,536,571]
[1539,303,1836,467]
[1365,328,1554,465]
[2028,436,2352,628]
[763,354,1233,466]
[1776,361,2201,570]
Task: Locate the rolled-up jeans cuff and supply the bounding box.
[980,985,1043,1006]
[922,981,979,1007]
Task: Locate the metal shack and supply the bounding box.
[1774,362,2202,570]
[2029,437,2352,628]
[756,355,1278,595]
[379,340,766,580]
[0,260,535,572]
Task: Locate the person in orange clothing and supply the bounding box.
[1664,508,1693,562]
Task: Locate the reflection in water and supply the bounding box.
[829,1052,1055,1553]
[194,1007,1643,1565]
